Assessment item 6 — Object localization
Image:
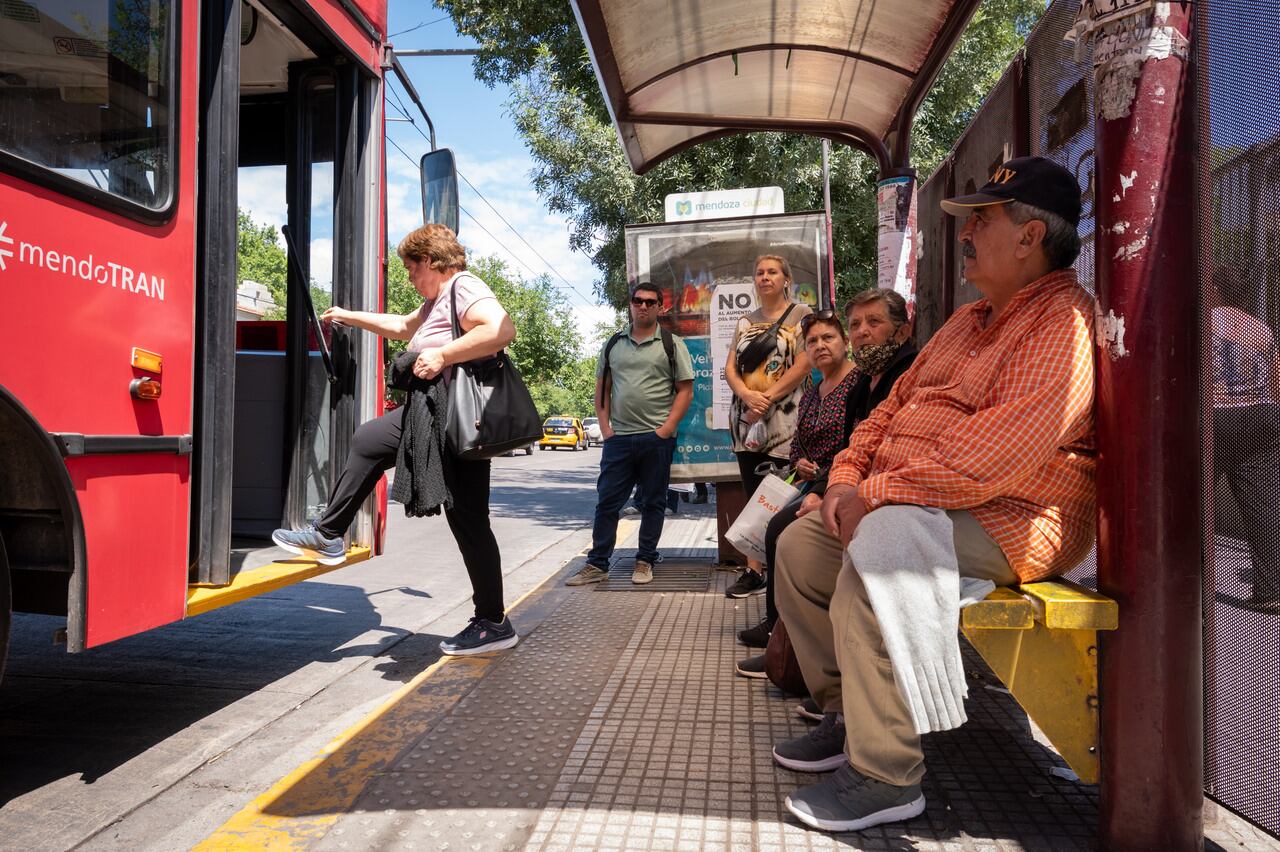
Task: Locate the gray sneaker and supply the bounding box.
[632,559,654,584]
[566,564,609,586]
[271,526,345,566]
[773,712,847,772]
[785,764,925,832]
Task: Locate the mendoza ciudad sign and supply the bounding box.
[664,186,785,222]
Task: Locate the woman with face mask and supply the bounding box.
[723,254,814,598]
[735,289,918,693]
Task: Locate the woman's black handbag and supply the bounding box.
[444,284,543,459]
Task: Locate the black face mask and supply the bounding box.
[851,339,903,375]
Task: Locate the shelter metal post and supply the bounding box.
[1092,4,1202,850]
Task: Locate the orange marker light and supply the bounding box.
[130,378,162,400]
[131,347,163,374]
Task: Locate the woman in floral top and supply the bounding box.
[735,290,918,683]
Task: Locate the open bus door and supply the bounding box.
[190,0,382,588]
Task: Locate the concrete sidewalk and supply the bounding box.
[195,513,1276,851]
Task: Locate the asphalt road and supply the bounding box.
[0,444,606,851]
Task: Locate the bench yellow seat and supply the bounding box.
[961,578,1119,785]
[962,579,1118,631]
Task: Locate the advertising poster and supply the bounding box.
[624,211,830,481]
[877,175,918,316]
[710,282,757,430]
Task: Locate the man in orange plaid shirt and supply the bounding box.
[773,157,1096,833]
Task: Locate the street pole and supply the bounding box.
[1091,4,1202,849]
[821,139,836,308]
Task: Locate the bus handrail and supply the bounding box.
[280,225,339,386]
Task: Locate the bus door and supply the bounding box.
[192,0,378,586]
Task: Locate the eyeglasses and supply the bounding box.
[630,297,659,307]
[800,309,842,333]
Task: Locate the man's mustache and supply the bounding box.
[961,242,977,259]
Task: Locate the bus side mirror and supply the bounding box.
[420,148,460,235]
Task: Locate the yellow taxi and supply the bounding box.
[538,416,588,451]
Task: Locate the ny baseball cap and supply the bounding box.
[941,156,1082,228]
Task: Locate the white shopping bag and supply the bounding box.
[724,473,801,563]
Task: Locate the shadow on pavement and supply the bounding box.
[0,580,441,806]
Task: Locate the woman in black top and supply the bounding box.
[736,288,918,668]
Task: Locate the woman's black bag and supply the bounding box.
[444,283,543,459]
[736,303,795,374]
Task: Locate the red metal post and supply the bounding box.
[1094,5,1202,850]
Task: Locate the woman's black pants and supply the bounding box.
[314,407,506,622]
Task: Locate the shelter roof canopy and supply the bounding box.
[571,0,982,174]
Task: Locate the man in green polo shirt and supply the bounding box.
[566,282,695,586]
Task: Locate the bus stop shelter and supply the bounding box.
[570,1,1205,849]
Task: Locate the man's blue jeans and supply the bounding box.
[587,431,677,569]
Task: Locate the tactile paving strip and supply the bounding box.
[316,591,653,852]
[598,547,713,592]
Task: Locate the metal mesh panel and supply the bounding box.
[951,67,1020,309]
[915,159,951,346]
[1201,0,1280,837]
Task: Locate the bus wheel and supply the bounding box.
[0,534,9,684]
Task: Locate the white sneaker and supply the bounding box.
[632,559,654,585]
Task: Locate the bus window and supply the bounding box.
[0,0,175,213]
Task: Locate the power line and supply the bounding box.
[388,16,449,38]
[454,168,598,308]
[384,74,598,306]
[385,137,593,307]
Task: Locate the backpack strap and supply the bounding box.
[660,327,677,392]
[596,329,628,410]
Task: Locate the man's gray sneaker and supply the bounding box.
[785,764,925,832]
[773,712,847,772]
[271,526,345,566]
[632,559,653,585]
[566,564,609,586]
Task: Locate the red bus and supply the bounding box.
[0,0,436,668]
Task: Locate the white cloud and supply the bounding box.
[572,304,621,355]
[238,166,287,233]
[386,143,602,309]
[310,238,333,290]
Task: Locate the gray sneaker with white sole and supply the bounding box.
[271,526,345,566]
[773,711,847,772]
[785,763,925,832]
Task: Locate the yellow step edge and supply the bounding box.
[1019,579,1119,631]
[186,547,373,618]
[961,586,1035,630]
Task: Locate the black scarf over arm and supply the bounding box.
[388,352,452,517]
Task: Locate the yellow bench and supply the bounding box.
[960,579,1119,784]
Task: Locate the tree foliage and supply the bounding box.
[438,0,1045,309]
[237,209,288,307]
[236,209,331,319]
